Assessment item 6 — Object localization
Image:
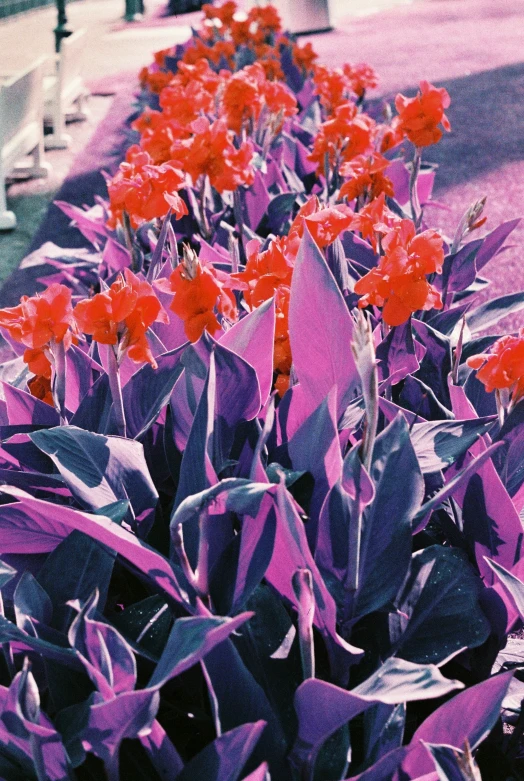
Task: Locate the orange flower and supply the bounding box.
[27,375,54,406]
[350,192,399,251]
[221,66,265,134]
[106,147,187,228]
[468,331,524,402]
[202,0,238,26]
[247,4,282,34]
[292,41,318,74]
[342,62,378,99]
[339,152,394,202]
[304,205,354,248]
[139,66,173,95]
[308,102,376,174]
[0,283,74,351]
[354,219,444,326]
[232,237,294,310]
[395,80,451,148]
[156,246,238,342]
[171,117,254,193]
[74,269,168,367]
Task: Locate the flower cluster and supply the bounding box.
[74,269,168,368]
[395,80,451,148]
[106,147,187,229]
[156,245,239,342]
[354,217,444,326]
[468,331,524,406]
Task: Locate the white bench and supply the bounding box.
[44,29,90,150]
[0,57,51,231]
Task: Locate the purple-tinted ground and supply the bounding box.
[2,0,523,333]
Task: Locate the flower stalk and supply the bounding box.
[107,344,127,437]
[292,568,316,680]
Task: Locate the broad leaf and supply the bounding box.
[30,426,158,525]
[389,546,491,663]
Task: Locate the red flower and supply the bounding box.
[304,205,354,248]
[343,62,378,98]
[156,246,238,342]
[349,192,399,251]
[292,41,318,74]
[468,331,524,402]
[395,80,451,148]
[354,219,444,326]
[339,152,394,202]
[171,117,254,193]
[74,269,168,367]
[221,66,265,134]
[106,147,187,228]
[0,283,74,350]
[308,102,376,174]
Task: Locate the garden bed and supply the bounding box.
[0,3,524,780]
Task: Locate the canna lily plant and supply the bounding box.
[0,3,524,781]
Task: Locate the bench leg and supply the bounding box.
[68,91,90,122]
[0,167,16,231]
[22,140,52,179]
[45,89,71,149]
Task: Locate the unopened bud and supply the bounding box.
[181,244,199,280]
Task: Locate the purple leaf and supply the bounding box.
[288,388,342,544]
[2,382,60,427]
[448,385,522,583]
[440,239,483,294]
[244,171,271,231]
[30,425,158,526]
[219,299,276,407]
[149,613,253,688]
[401,671,514,778]
[1,661,73,780]
[81,688,160,765]
[341,232,378,270]
[176,721,266,781]
[466,291,524,334]
[140,718,184,780]
[266,482,363,681]
[409,417,496,474]
[122,346,186,439]
[351,414,423,622]
[55,201,109,248]
[389,546,491,664]
[289,227,359,417]
[293,659,462,774]
[475,219,520,271]
[241,763,269,781]
[102,237,131,274]
[64,345,102,415]
[376,321,423,385]
[0,486,187,605]
[69,590,137,698]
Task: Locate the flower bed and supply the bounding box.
[0,2,524,779]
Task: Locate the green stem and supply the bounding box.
[107,345,126,437]
[51,338,67,425]
[233,188,246,264]
[292,569,315,680]
[30,733,47,781]
[409,147,422,228]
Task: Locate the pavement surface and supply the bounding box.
[1,0,524,333]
